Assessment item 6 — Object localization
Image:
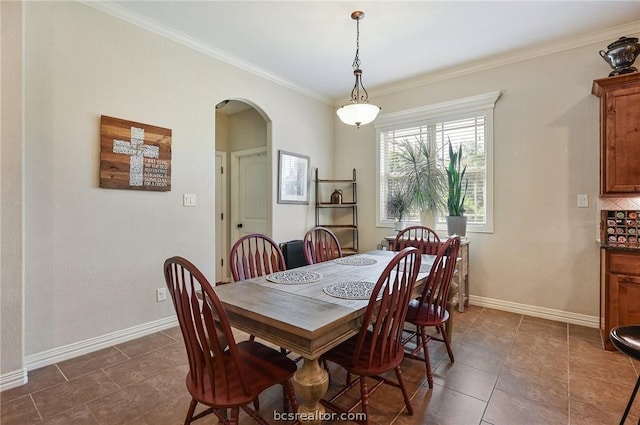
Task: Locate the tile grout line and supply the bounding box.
[478,312,524,425]
[54,363,69,382]
[29,393,44,422]
[111,345,131,360]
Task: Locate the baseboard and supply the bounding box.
[0,368,28,392]
[469,295,599,328]
[24,316,178,372]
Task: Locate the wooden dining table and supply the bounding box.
[214,249,436,424]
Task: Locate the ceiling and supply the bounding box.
[105,1,640,104]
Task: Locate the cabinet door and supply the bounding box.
[602,83,640,194]
[610,273,640,327]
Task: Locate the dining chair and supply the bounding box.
[230,233,286,281]
[393,225,441,255]
[303,226,343,264]
[229,233,293,359]
[609,326,640,425]
[320,247,421,424]
[164,256,299,425]
[402,236,461,388]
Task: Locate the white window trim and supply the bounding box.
[375,91,501,234]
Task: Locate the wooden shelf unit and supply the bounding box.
[315,169,358,254]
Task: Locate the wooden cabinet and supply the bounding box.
[600,248,640,350]
[315,169,358,254]
[592,73,640,196]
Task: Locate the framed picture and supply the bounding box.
[278,150,310,204]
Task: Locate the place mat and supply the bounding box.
[266,270,322,284]
[419,263,431,273]
[323,281,375,300]
[334,256,378,266]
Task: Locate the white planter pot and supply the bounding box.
[394,221,407,231]
[420,210,436,229]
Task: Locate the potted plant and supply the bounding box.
[446,142,468,236]
[397,138,446,228]
[387,190,411,231]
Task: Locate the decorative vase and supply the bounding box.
[420,210,436,229]
[330,189,343,204]
[446,216,467,236]
[394,221,406,232]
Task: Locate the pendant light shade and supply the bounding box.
[337,11,381,129]
[336,103,381,127]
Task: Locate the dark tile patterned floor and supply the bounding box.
[1,306,638,425]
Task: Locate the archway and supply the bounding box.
[214,99,271,282]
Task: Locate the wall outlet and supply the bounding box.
[577,194,589,208]
[156,288,167,302]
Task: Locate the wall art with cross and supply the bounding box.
[100,115,172,191]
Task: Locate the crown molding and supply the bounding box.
[79,1,332,105]
[371,20,640,98]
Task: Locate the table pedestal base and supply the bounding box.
[293,358,329,425]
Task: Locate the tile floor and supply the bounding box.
[1,306,638,425]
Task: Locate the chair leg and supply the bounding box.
[359,377,370,425]
[439,324,455,363]
[229,407,240,425]
[394,366,414,416]
[620,375,640,425]
[283,379,299,414]
[184,399,197,425]
[419,326,434,388]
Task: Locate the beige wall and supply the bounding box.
[1,0,25,380]
[228,108,267,152]
[20,1,332,360]
[5,0,636,383]
[335,35,640,318]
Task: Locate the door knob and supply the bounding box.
[237,223,243,228]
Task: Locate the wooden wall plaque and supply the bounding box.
[100,115,171,191]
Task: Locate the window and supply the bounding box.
[376,92,500,233]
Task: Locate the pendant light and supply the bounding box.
[336,11,381,129]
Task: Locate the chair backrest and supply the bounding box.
[416,236,461,322]
[229,233,286,281]
[393,226,441,255]
[164,256,251,399]
[303,226,343,264]
[352,247,421,369]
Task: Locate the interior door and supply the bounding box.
[215,152,227,282]
[232,148,268,243]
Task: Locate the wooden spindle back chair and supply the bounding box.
[303,226,343,264]
[393,225,441,255]
[229,233,286,281]
[402,236,461,388]
[164,256,298,425]
[320,247,421,424]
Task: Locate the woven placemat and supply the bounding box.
[266,270,322,284]
[334,256,378,266]
[323,281,375,300]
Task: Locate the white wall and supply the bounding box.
[1,1,25,382]
[335,34,640,318]
[20,1,333,358]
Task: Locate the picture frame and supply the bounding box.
[278,150,310,204]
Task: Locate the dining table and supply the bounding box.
[214,249,437,424]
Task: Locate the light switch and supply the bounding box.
[183,194,197,207]
[577,194,588,208]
